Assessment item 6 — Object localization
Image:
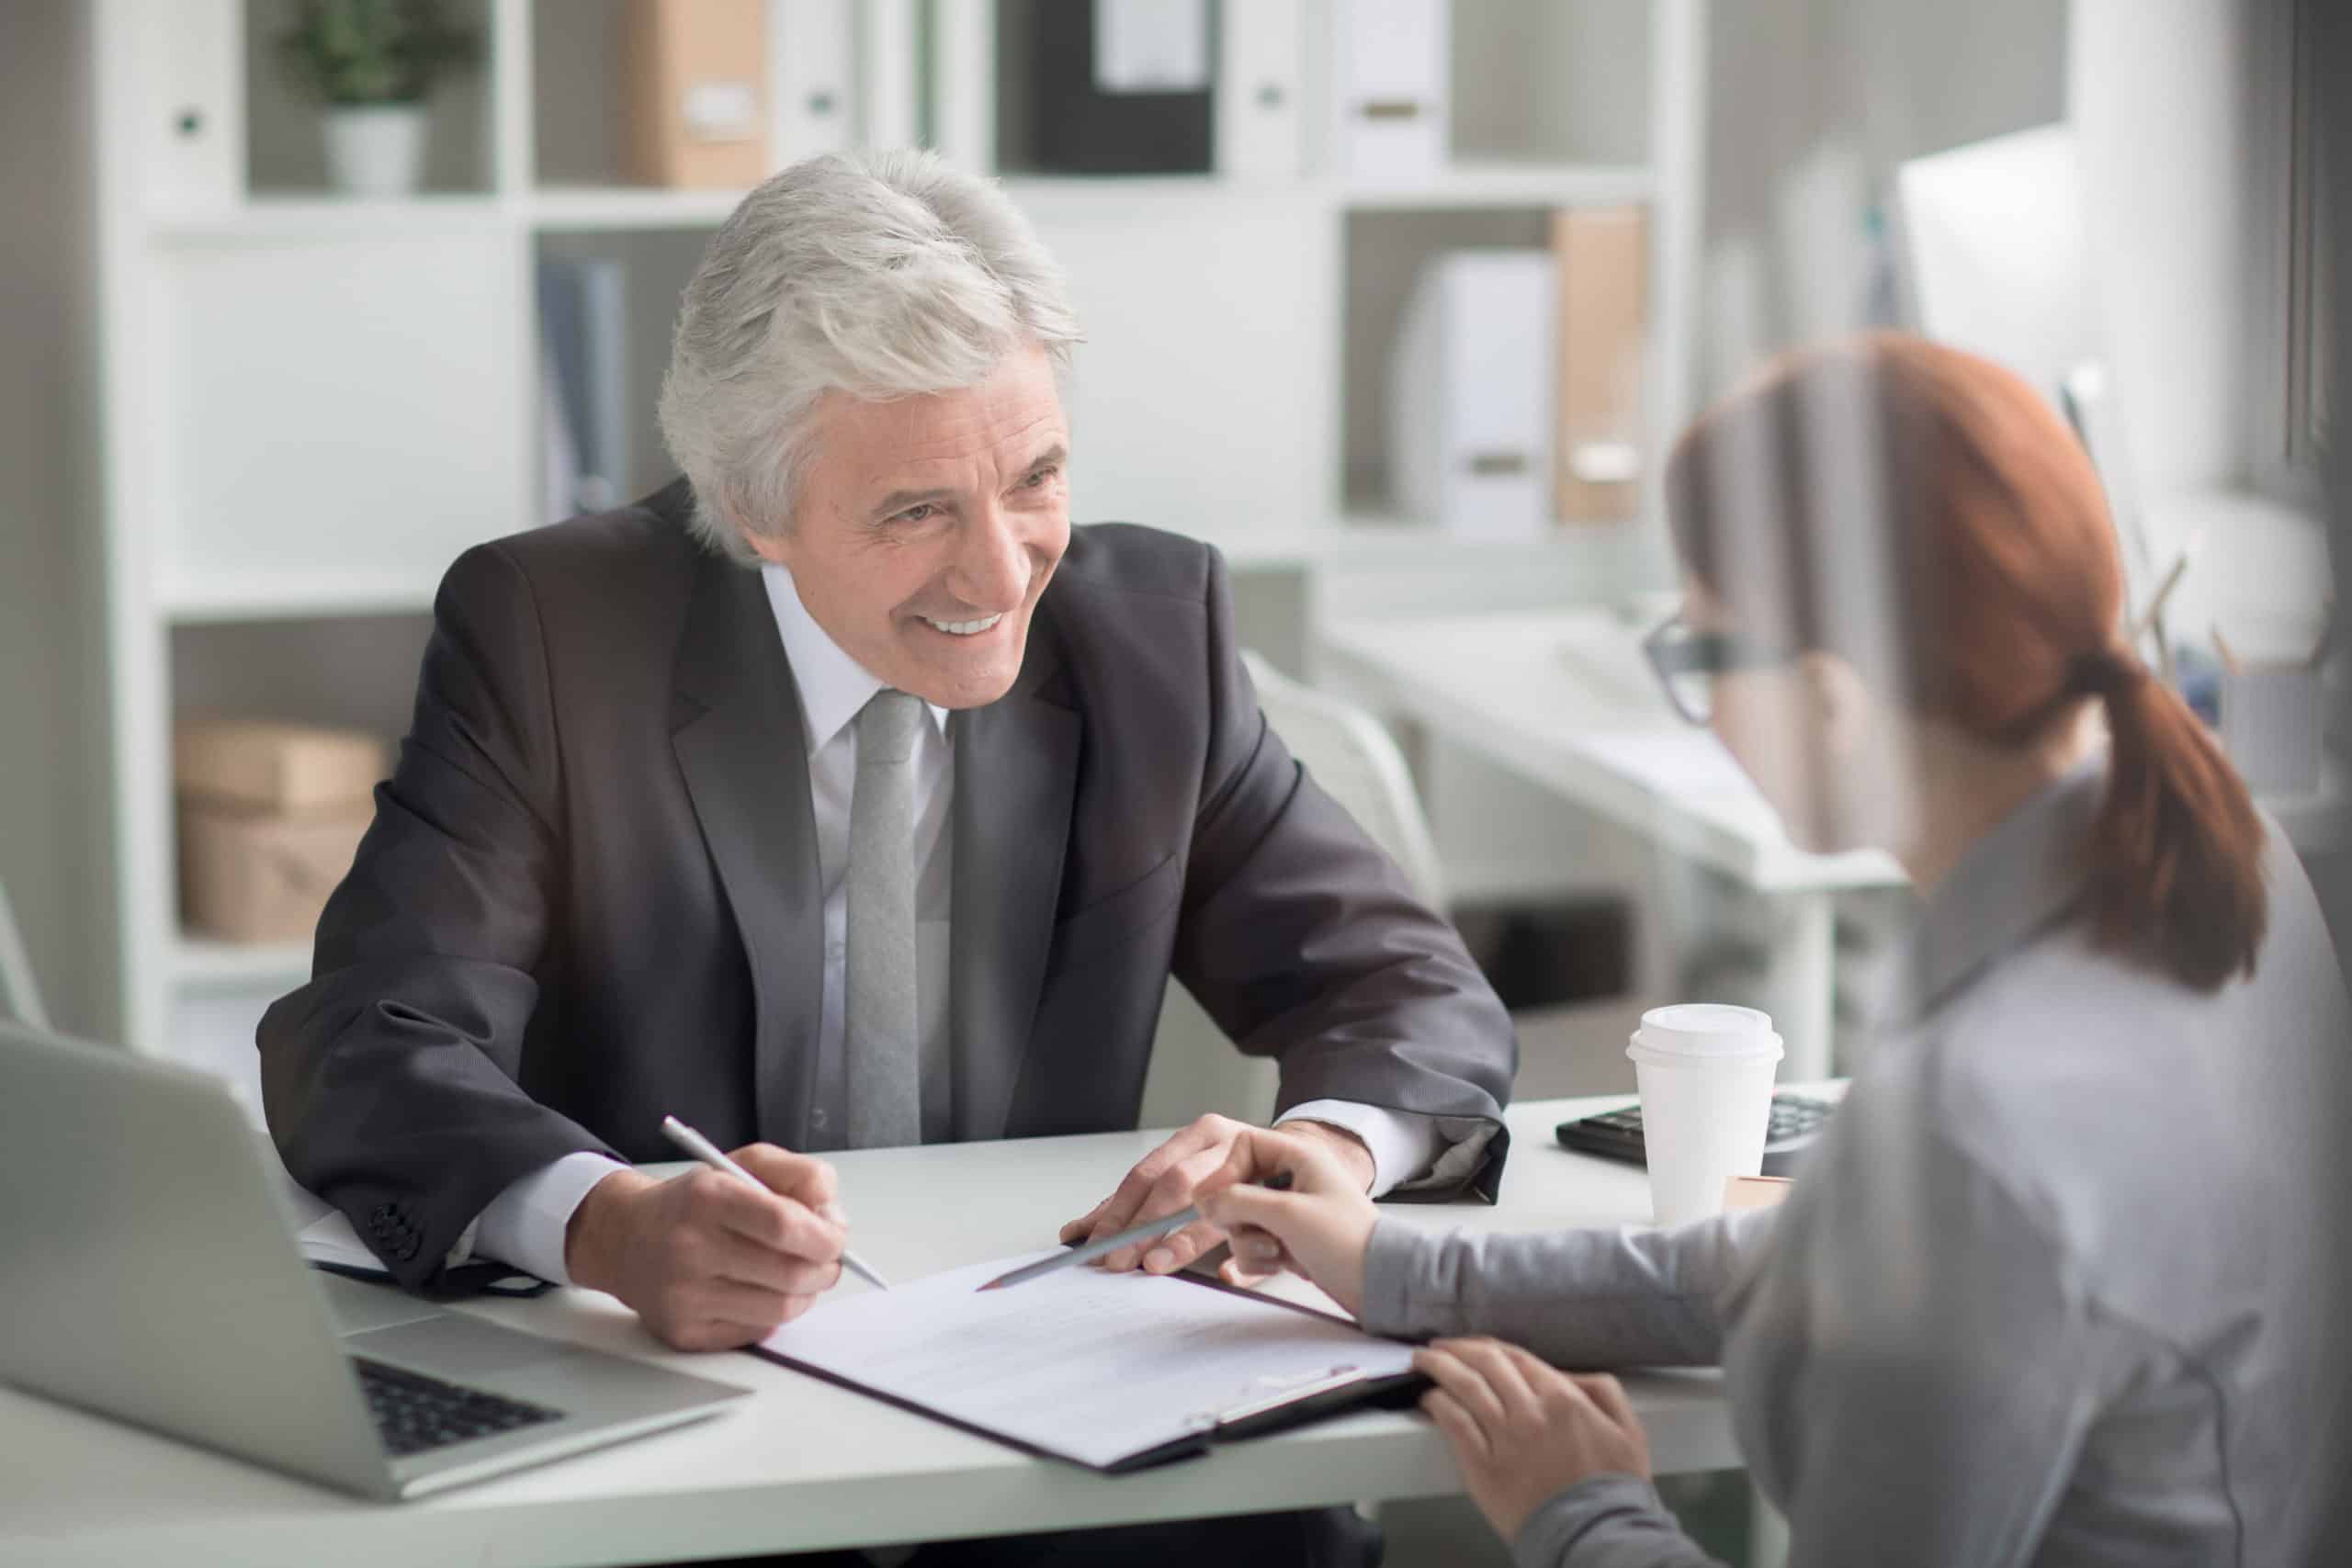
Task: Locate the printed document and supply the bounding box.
[762,1249,1416,1470]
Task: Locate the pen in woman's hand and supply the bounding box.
[977,1170,1294,1292]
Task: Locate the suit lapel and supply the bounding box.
[670,550,825,1145]
[950,626,1080,1142]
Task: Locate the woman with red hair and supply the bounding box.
[1196,334,2351,1565]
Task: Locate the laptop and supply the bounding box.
[0,1019,747,1499]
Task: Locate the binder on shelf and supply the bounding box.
[1333,0,1450,179]
[537,258,630,519]
[539,340,582,529]
[1388,249,1557,540]
[929,0,997,172]
[141,0,243,208]
[1216,0,1306,180]
[767,0,857,164]
[1552,207,1649,525]
[858,0,921,151]
[1021,0,1214,175]
[622,0,770,188]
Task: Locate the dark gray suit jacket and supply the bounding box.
[259,482,1516,1291]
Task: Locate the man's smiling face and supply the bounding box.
[749,344,1071,709]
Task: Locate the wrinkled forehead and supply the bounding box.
[814,349,1068,475]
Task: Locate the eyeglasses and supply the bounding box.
[1641,612,1798,726]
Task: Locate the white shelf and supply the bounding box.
[529,165,1662,230]
[1176,514,1645,570]
[150,194,510,243]
[143,160,1665,245]
[158,573,444,625]
[172,935,311,996]
[1333,512,1638,554]
[527,185,751,231]
[1337,161,1655,211]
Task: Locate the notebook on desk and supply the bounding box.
[754,1249,1425,1473]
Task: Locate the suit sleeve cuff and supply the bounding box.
[1277,1100,1442,1197]
[470,1152,626,1286]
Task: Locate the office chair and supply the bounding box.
[1238,650,1447,907]
[0,880,51,1032]
[1138,652,1445,1128]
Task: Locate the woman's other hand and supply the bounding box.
[1415,1337,1654,1544]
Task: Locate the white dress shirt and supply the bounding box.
[458,564,1438,1284]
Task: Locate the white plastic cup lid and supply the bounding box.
[1627,1002,1783,1059]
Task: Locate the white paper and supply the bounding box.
[763,1250,1415,1469]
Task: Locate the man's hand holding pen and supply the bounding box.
[565,1145,847,1352]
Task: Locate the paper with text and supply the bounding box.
[761,1249,1416,1469]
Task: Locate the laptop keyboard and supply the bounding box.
[356,1356,565,1457]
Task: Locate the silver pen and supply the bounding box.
[660,1114,891,1292]
[976,1169,1295,1292]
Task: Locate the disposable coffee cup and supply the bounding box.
[1626,1004,1784,1228]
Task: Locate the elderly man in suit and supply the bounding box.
[261,149,1512,1564]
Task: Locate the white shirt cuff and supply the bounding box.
[470,1152,627,1286]
[1277,1100,1445,1198]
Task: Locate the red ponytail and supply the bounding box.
[2076,652,2268,990]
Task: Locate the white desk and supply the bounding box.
[1319,609,1909,1078]
[0,1094,1773,1567]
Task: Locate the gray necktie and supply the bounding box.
[844,689,924,1148]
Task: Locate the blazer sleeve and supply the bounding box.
[1168,548,1517,1200]
[257,542,616,1292]
[1357,1210,1775,1367]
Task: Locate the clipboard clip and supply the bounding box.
[1185,1364,1370,1434]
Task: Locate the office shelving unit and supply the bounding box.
[88,0,1705,1103]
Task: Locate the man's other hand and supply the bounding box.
[565,1145,846,1350]
[1057,1113,1374,1281]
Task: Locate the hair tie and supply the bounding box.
[2067,648,2149,702]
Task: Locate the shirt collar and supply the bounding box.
[1883,750,2110,1027]
[759,563,949,750]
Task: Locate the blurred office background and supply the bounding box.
[0,0,2339,1184]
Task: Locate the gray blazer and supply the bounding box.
[259,482,1516,1291]
[1362,759,2352,1567]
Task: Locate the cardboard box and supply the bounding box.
[1552,207,1649,524]
[178,798,372,945]
[174,719,390,814]
[622,0,769,189]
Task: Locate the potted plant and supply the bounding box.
[277,0,478,198]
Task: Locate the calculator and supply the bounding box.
[1554,1092,1837,1178]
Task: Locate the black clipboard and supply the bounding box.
[745,1264,1430,1474]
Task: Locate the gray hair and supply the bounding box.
[657,149,1084,564]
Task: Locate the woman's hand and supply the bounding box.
[1415,1337,1653,1544]
[1193,1125,1380,1314]
[1057,1114,1373,1279]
